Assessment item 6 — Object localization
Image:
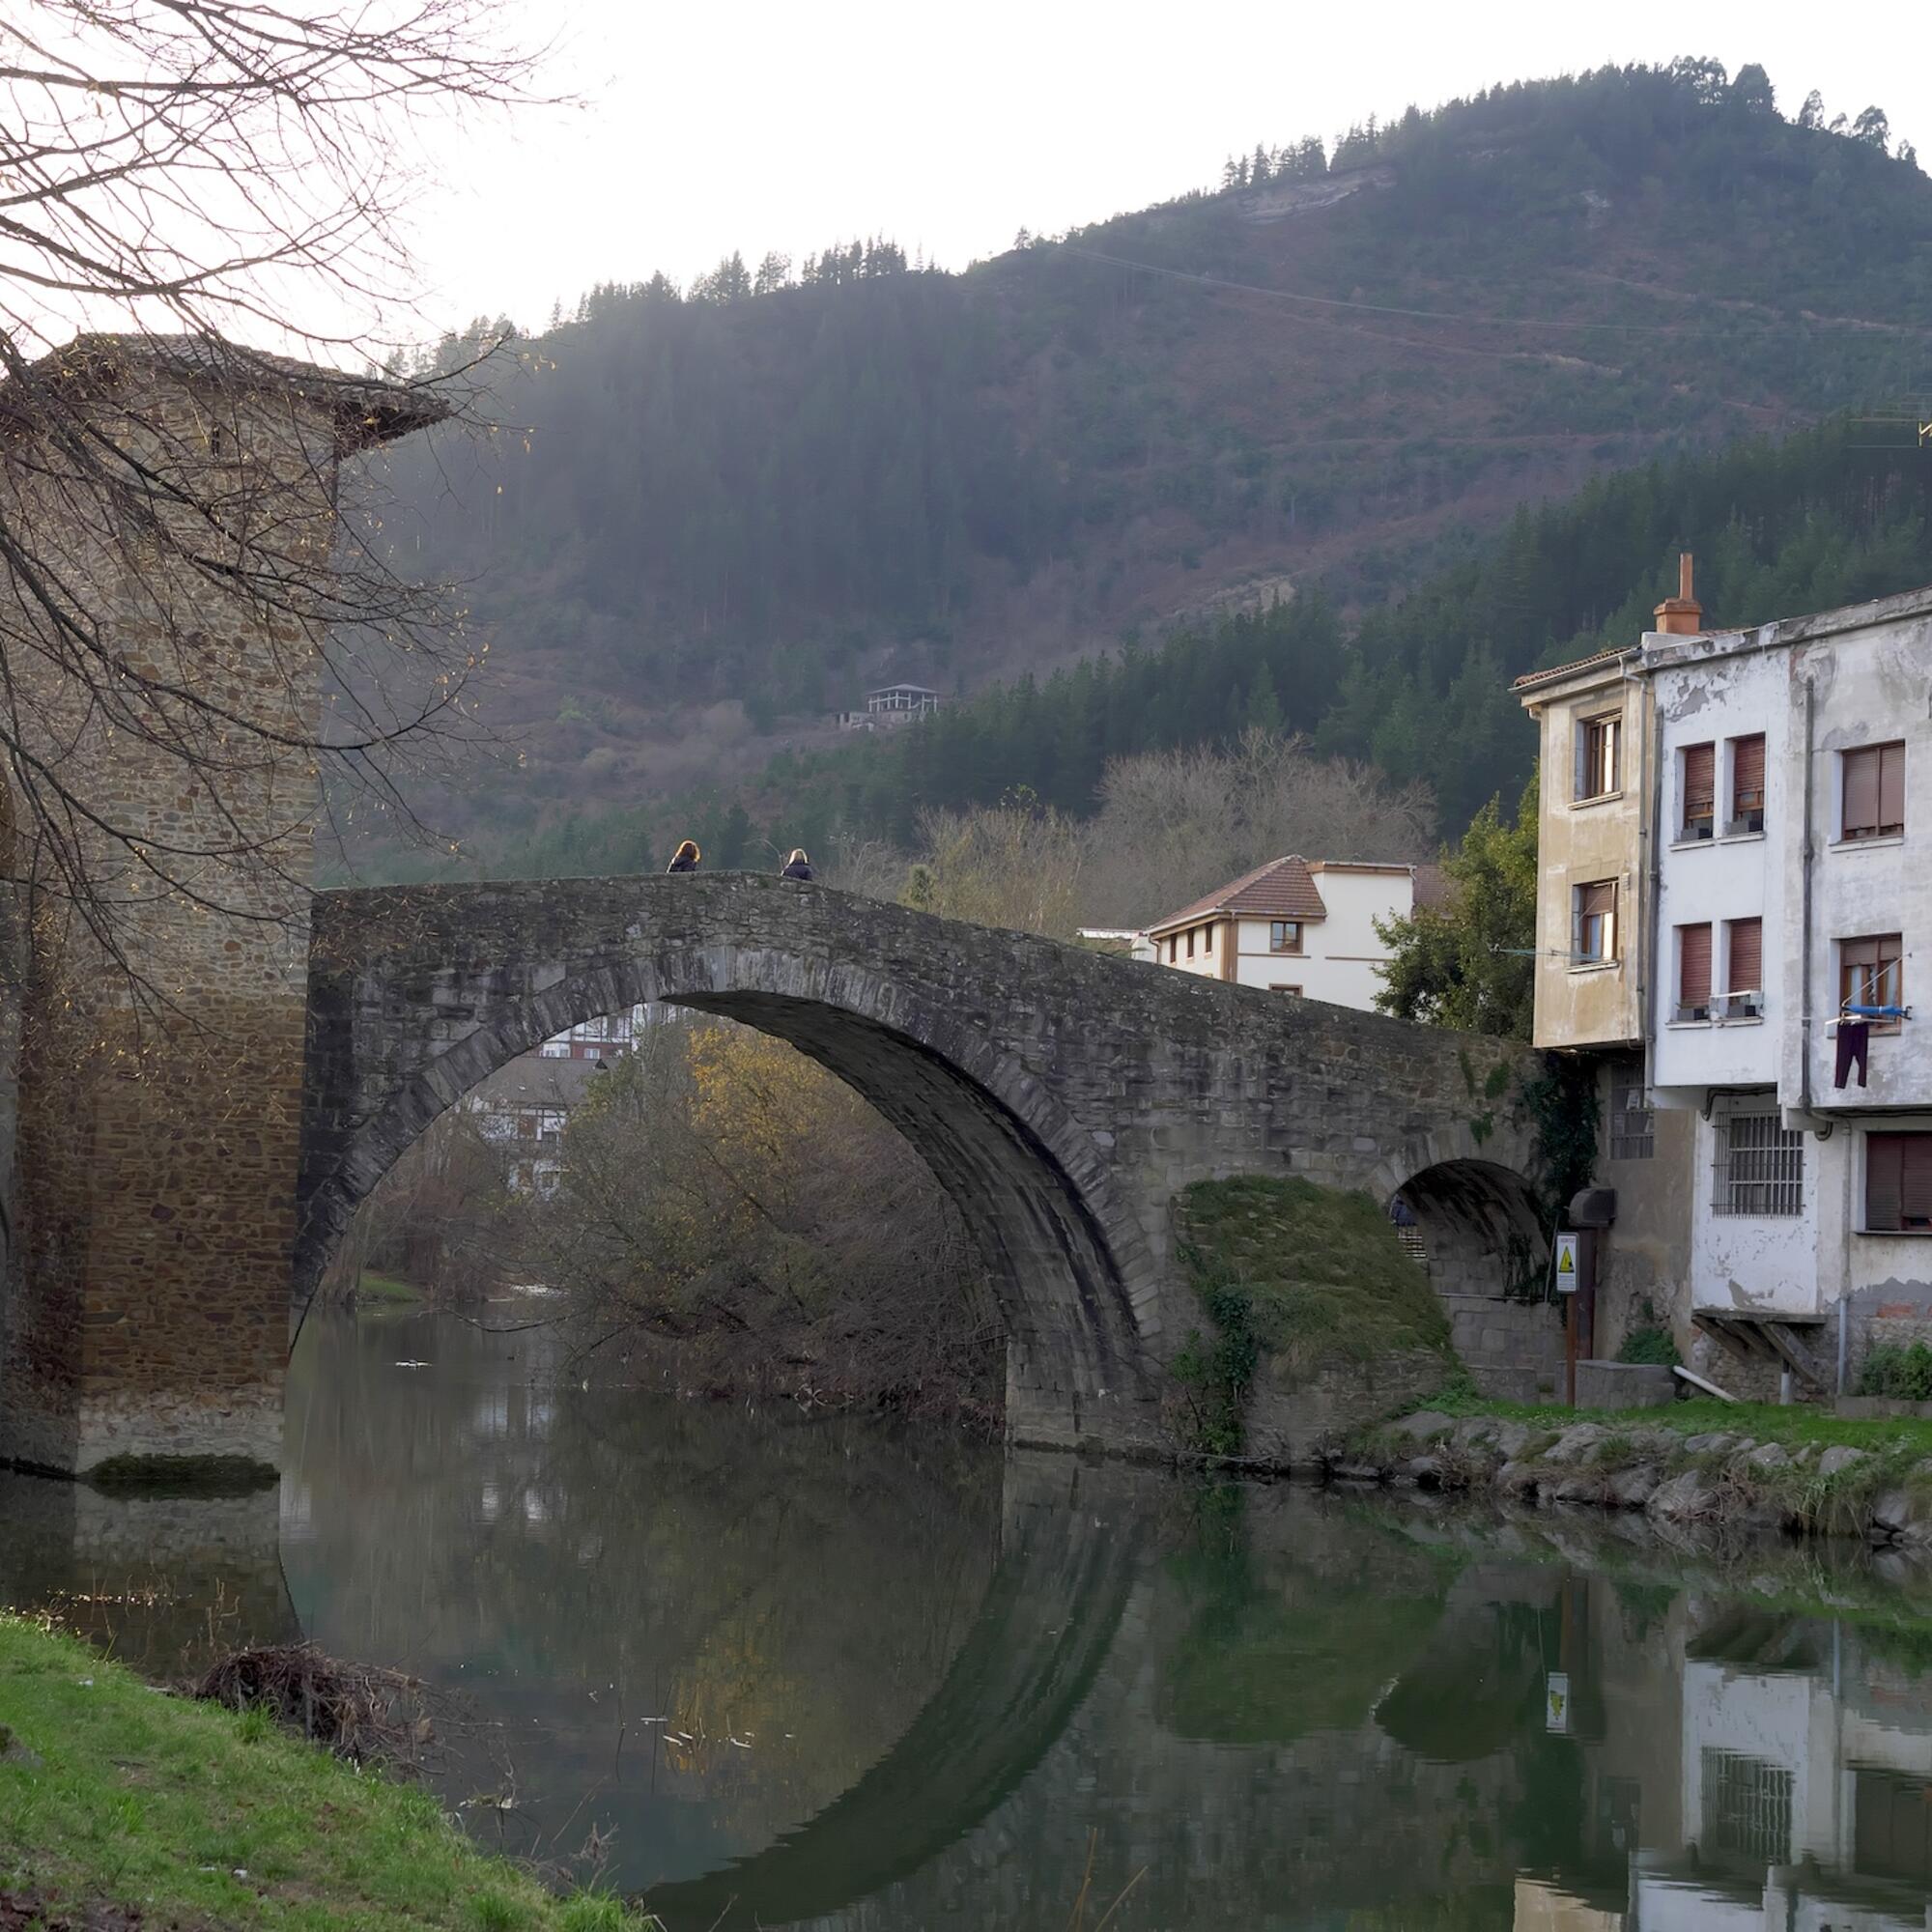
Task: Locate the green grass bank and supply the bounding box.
[1355,1396,1932,1538]
[0,1614,648,1931]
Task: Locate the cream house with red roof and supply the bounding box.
[1142,856,1419,1009]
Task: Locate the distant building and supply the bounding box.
[470,1004,652,1194]
[836,683,942,730]
[1141,856,1420,1009]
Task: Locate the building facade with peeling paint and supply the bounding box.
[1521,571,1932,1394]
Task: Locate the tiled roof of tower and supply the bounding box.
[1146,856,1328,936]
[0,332,450,450]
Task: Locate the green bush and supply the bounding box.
[1618,1325,1680,1368]
[1858,1341,1932,1401]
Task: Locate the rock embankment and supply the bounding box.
[1342,1410,1932,1542]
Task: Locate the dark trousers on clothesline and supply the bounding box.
[1835,1021,1870,1090]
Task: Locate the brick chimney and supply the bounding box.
[1653,552,1704,635]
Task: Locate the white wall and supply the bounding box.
[1228,867,1411,1007]
[1651,642,1786,1099]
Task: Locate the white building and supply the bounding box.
[1645,582,1932,1364]
[835,683,942,730]
[1141,855,1422,1009]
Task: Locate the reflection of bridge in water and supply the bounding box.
[14,1409,1932,1932]
[639,1454,1141,1930]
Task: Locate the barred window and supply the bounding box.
[1701,1748,1793,1866]
[1609,1064,1654,1161]
[1714,1107,1804,1216]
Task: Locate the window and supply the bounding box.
[1713,1107,1804,1217]
[1609,1062,1654,1161]
[1720,917,1763,1019]
[1186,927,1195,959]
[1701,1749,1793,1866]
[1203,923,1213,955]
[539,1039,571,1059]
[1576,712,1621,801]
[1268,983,1302,995]
[1571,880,1618,963]
[1269,921,1302,953]
[1842,741,1906,840]
[1167,935,1178,963]
[1866,1133,1932,1233]
[1679,741,1716,839]
[1676,923,1712,1019]
[1728,733,1766,834]
[1839,933,1903,1027]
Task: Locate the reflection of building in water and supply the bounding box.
[1527,1589,1932,1932]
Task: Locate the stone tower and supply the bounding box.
[0,335,445,1478]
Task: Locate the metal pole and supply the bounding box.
[1566,1286,1577,1408]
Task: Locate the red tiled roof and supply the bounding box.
[1411,862,1451,910]
[1510,646,1634,693]
[1146,855,1328,936]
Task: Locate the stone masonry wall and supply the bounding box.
[0,350,418,1476]
[301,874,1547,1461]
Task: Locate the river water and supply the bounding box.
[8,1304,1932,1929]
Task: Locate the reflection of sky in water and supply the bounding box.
[9,1305,1932,1928]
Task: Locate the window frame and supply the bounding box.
[1841,741,1906,841]
[1712,1104,1804,1218]
[1575,711,1623,803]
[1608,1062,1654,1161]
[1675,921,1713,1020]
[1838,932,1904,1033]
[1864,1131,1932,1235]
[1678,740,1717,841]
[1571,879,1619,966]
[1728,733,1767,835]
[1268,920,1303,955]
[1268,982,1303,996]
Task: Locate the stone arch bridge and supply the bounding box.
[298,873,1547,1459]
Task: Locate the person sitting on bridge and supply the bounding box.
[780,849,814,881]
[667,839,700,873]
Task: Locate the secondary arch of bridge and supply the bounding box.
[298,938,1170,1450]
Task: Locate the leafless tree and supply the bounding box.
[0,2,545,988]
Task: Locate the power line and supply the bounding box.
[1059,244,1926,343]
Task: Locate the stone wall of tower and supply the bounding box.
[0,355,343,1476]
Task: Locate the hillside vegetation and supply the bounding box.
[372,58,1932,865]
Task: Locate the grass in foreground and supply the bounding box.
[0,1613,648,1931]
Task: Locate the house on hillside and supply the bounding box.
[835,683,942,730]
[1141,856,1422,1009]
[1515,558,1932,1395]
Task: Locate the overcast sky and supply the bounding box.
[403,0,1928,337]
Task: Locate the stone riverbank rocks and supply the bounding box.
[1336,1410,1932,1542]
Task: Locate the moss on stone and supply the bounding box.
[84,1453,278,1496]
[1177,1175,1452,1384]
[1169,1176,1456,1453]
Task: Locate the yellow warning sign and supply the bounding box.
[1554,1233,1579,1292]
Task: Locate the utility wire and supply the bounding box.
[1059,243,1922,341]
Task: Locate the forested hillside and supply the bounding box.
[368,57,1932,869]
[468,420,1932,881]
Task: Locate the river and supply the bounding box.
[8,1302,1932,1929]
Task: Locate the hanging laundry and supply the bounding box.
[1834,1019,1870,1090]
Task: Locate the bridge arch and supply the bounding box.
[298,892,1170,1450]
[1371,1124,1550,1302]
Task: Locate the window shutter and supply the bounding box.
[1683,743,1716,820]
[1727,918,1762,992]
[1880,741,1907,830]
[1845,747,1881,833]
[1732,735,1765,811]
[1903,1137,1932,1228]
[1680,924,1712,1006]
[1580,881,1615,918]
[1869,1135,1904,1232]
